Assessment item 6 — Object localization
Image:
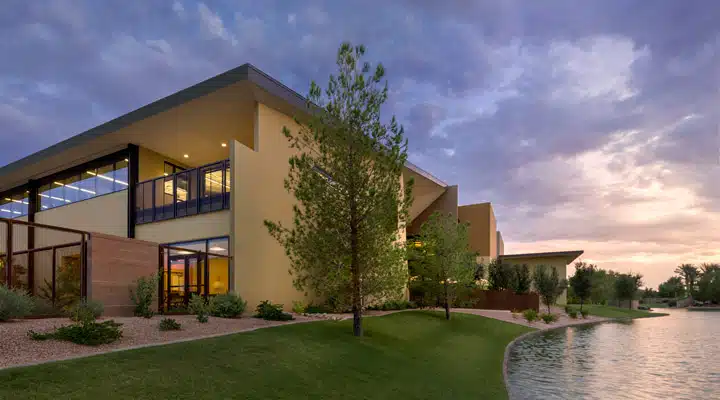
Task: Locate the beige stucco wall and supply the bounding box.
[407,185,458,236]
[500,256,569,305]
[135,210,230,244]
[34,191,128,247]
[458,202,497,259]
[231,103,306,311]
[138,146,189,182]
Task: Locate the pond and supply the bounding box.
[506,309,720,400]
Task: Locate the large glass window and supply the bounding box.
[0,192,29,219]
[37,159,128,212]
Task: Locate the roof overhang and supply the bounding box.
[498,250,584,265]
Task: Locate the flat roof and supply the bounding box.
[0,63,444,193]
[499,250,584,263]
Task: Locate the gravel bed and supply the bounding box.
[0,314,321,370]
[451,307,609,330]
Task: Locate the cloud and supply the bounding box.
[172,1,185,17]
[197,3,237,45]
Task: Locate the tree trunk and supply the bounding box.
[444,282,450,320]
[350,193,362,337]
[580,299,584,312]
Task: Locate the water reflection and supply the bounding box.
[507,309,720,400]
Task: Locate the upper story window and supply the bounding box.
[0,192,29,219]
[38,159,129,211]
[164,161,185,176]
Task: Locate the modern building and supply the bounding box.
[0,64,581,313]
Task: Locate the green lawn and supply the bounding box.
[568,304,668,319]
[0,311,532,400]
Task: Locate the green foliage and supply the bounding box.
[291,300,306,314]
[615,273,643,308]
[30,297,67,317]
[658,276,685,298]
[263,43,412,337]
[130,273,159,318]
[569,262,595,310]
[487,259,513,291]
[304,303,332,314]
[255,300,294,321]
[408,212,476,320]
[522,309,538,322]
[188,294,211,323]
[532,265,565,313]
[580,309,589,318]
[367,299,416,311]
[568,310,578,319]
[511,264,532,294]
[38,255,81,310]
[69,299,104,323]
[539,313,558,324]
[696,269,720,303]
[675,264,699,298]
[159,318,182,331]
[209,292,247,318]
[0,285,34,321]
[29,320,123,346]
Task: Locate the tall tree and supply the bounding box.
[697,269,720,303]
[532,265,565,313]
[487,259,513,291]
[658,276,685,298]
[409,212,476,320]
[615,273,643,309]
[569,262,595,312]
[265,43,413,337]
[511,264,532,294]
[674,264,699,299]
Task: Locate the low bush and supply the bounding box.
[164,306,188,315]
[159,318,181,331]
[188,294,211,323]
[367,299,416,311]
[580,309,589,319]
[291,300,306,314]
[210,293,247,318]
[0,285,34,321]
[130,273,159,318]
[568,310,578,319]
[522,309,538,323]
[69,299,104,323]
[304,303,332,314]
[637,305,650,311]
[29,320,123,346]
[540,313,558,324]
[30,297,66,317]
[255,300,294,321]
[564,305,572,314]
[668,300,677,307]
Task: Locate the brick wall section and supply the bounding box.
[88,233,159,316]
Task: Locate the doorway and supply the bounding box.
[164,253,206,310]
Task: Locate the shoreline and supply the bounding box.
[501,311,669,400]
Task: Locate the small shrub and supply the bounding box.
[568,310,578,319]
[668,300,677,307]
[637,305,650,311]
[164,306,188,315]
[540,313,558,324]
[255,300,294,321]
[0,285,34,321]
[29,320,123,346]
[130,273,159,318]
[30,297,66,317]
[564,305,572,314]
[159,318,181,331]
[580,309,589,319]
[188,294,211,323]
[69,299,104,323]
[210,293,247,318]
[368,299,416,311]
[522,309,538,323]
[305,303,331,314]
[291,300,306,314]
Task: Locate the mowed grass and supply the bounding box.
[0,311,532,400]
[569,304,669,319]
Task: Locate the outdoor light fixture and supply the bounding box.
[221,143,227,147]
[183,154,189,158]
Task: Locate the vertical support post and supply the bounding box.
[6,220,12,286]
[80,233,87,299]
[51,247,57,305]
[127,144,139,238]
[27,180,37,295]
[158,246,164,313]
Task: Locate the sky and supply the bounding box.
[1,0,719,288]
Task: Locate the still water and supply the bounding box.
[506,309,720,400]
